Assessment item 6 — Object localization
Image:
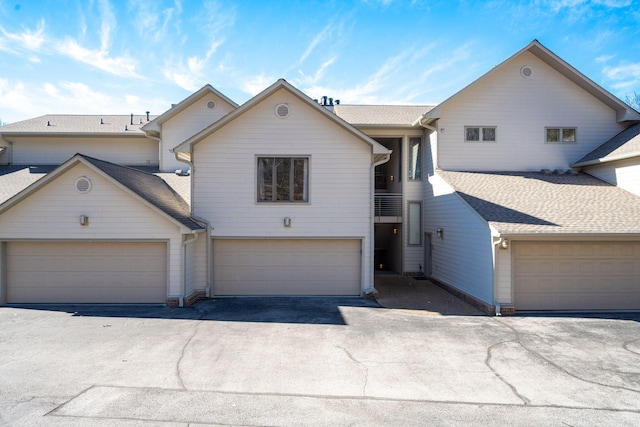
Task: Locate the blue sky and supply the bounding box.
[1,0,639,124]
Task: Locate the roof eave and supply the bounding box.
[572,151,640,168]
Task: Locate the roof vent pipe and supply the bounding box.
[130,113,133,125]
[146,111,150,121]
[335,100,340,105]
[100,118,104,124]
[329,98,333,106]
[47,120,51,126]
[321,96,327,106]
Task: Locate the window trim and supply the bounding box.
[408,137,422,181]
[464,126,497,143]
[256,156,310,203]
[545,127,577,144]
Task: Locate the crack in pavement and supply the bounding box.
[485,339,531,405]
[176,320,204,390]
[623,338,640,357]
[333,343,369,396]
[493,318,640,395]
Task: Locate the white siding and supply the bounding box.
[192,88,374,291]
[403,134,426,273]
[495,246,512,304]
[185,232,208,297]
[160,94,236,172]
[12,136,157,165]
[585,158,640,197]
[423,173,495,303]
[0,163,184,297]
[437,51,625,171]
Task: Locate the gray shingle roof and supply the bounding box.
[572,123,640,167]
[438,170,640,235]
[0,165,56,204]
[333,105,434,126]
[0,115,157,135]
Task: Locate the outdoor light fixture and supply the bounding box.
[436,228,444,239]
[393,227,398,235]
[499,238,509,250]
[390,175,394,181]
[79,215,89,226]
[284,217,292,227]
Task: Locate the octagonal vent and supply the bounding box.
[275,103,290,118]
[75,176,92,193]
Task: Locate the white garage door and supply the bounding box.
[7,241,167,304]
[514,242,640,310]
[213,239,361,296]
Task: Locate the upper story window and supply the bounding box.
[257,157,309,203]
[465,126,496,142]
[546,127,576,143]
[408,137,422,181]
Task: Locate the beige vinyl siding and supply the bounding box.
[495,246,512,304]
[6,241,166,303]
[437,51,625,171]
[0,163,184,297]
[584,159,640,197]
[213,239,361,296]
[160,94,237,172]
[513,241,640,310]
[424,173,495,303]
[185,233,208,297]
[193,88,373,291]
[11,136,158,166]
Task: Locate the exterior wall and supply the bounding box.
[10,136,157,165]
[584,158,640,196]
[185,232,208,297]
[192,88,374,291]
[160,94,236,172]
[495,245,512,304]
[423,172,495,304]
[0,163,185,297]
[436,51,626,171]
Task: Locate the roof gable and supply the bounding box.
[573,123,640,167]
[422,40,640,125]
[141,84,238,133]
[0,154,204,231]
[173,79,391,156]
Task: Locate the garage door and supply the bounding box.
[213,239,361,296]
[6,241,166,304]
[514,242,640,310]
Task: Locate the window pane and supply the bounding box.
[275,158,291,201]
[466,127,479,141]
[408,138,422,180]
[293,158,308,201]
[546,128,559,142]
[408,202,422,246]
[257,158,273,201]
[482,127,496,141]
[562,128,576,142]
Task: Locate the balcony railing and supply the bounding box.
[375,193,402,218]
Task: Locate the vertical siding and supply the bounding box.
[0,163,185,297]
[161,95,236,172]
[12,136,158,165]
[192,88,374,290]
[423,172,495,303]
[585,159,640,197]
[437,51,625,171]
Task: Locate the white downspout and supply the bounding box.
[492,235,506,316]
[180,232,199,307]
[368,152,391,295]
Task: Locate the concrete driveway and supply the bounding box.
[1,295,639,426]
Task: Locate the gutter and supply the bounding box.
[180,232,199,307]
[367,151,392,295]
[491,234,506,316]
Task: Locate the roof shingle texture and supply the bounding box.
[573,123,640,166]
[333,105,434,126]
[438,170,640,235]
[0,115,157,134]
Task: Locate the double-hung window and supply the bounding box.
[546,127,576,143]
[257,157,309,202]
[465,126,496,142]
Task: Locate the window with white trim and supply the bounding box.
[465,126,496,142]
[408,201,422,246]
[257,157,309,202]
[408,137,422,180]
[546,127,576,143]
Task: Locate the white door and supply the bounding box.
[213,239,361,296]
[7,241,167,303]
[514,241,640,310]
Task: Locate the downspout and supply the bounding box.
[180,232,199,307]
[174,151,214,298]
[368,151,391,295]
[492,234,506,316]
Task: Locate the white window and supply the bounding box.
[408,137,422,180]
[257,157,309,202]
[546,127,576,143]
[465,126,496,142]
[408,201,422,246]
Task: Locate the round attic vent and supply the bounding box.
[206,99,216,110]
[75,176,92,193]
[520,65,533,78]
[275,103,290,118]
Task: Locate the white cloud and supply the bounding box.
[299,20,337,65]
[242,74,275,96]
[603,62,640,91]
[296,57,337,86]
[56,37,141,78]
[0,19,47,56]
[98,0,117,51]
[163,40,224,91]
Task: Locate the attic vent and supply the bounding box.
[75,176,92,193]
[275,103,290,118]
[520,65,533,78]
[206,99,216,110]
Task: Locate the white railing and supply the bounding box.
[375,193,402,217]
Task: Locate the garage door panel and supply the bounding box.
[514,242,640,310]
[213,239,361,296]
[7,241,166,304]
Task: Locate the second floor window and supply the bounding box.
[408,137,422,180]
[257,157,309,202]
[465,126,496,142]
[546,127,576,143]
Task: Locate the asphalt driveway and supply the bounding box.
[1,296,639,426]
